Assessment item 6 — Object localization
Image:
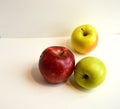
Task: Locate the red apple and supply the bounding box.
[38,46,75,84]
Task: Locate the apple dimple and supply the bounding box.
[57,51,64,56]
[83,74,89,79]
[49,47,67,57]
[81,28,88,37]
[83,32,88,37]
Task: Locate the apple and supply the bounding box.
[71,24,98,54]
[74,56,106,89]
[38,46,75,84]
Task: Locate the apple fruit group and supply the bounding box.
[71,24,98,54]
[74,56,106,89]
[38,46,75,84]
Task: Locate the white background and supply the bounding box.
[0,0,120,37]
[0,1,120,109]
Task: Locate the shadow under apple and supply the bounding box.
[68,74,93,92]
[31,63,47,85]
[29,63,93,92]
[30,63,65,87]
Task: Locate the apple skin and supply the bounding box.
[74,56,106,89]
[71,24,98,54]
[38,46,75,84]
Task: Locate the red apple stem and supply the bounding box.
[58,51,64,56]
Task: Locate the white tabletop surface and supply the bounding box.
[0,35,120,109]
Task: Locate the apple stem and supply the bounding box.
[81,28,88,36]
[58,51,64,56]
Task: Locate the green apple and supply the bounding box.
[71,24,98,54]
[74,56,106,89]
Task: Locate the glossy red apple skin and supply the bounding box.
[38,46,75,84]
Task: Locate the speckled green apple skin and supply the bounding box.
[74,56,106,89]
[71,24,98,54]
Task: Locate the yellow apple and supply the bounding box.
[71,24,98,54]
